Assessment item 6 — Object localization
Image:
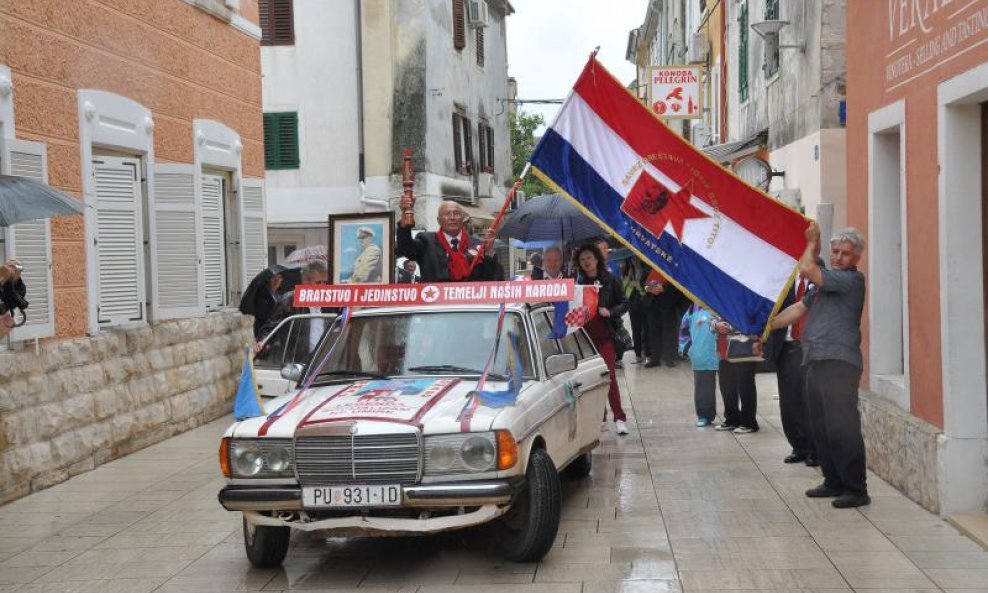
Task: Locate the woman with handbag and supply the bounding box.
[574,243,630,435]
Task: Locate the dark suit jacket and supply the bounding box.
[395,227,504,282]
[252,289,279,340]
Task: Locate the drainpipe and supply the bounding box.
[355,0,389,211]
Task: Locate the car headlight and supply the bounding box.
[425,432,504,475]
[229,439,294,478]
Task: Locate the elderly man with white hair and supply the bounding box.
[395,199,503,282]
[539,245,568,279]
[770,223,869,509]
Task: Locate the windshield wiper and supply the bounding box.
[316,370,389,381]
[407,365,508,381]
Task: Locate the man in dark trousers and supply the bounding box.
[764,271,818,467]
[395,200,503,282]
[771,222,869,509]
[643,271,683,368]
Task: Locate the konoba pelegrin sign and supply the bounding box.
[883,0,988,92]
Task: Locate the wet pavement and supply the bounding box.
[2,362,988,592]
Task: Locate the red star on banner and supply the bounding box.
[620,172,710,243]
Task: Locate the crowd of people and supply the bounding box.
[243,198,871,510]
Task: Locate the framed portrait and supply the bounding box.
[328,212,395,285]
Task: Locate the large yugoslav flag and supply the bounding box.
[530,57,808,335]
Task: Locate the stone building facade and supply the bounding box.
[262,0,516,255]
[0,0,265,502]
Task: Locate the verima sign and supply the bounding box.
[293,279,575,307]
[647,65,703,120]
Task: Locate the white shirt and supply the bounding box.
[308,307,326,352]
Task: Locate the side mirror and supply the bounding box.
[280,363,304,383]
[545,353,577,376]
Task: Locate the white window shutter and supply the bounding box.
[201,174,226,310]
[93,156,145,326]
[1,139,55,340]
[239,178,267,293]
[150,164,202,320]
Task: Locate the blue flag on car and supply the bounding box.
[234,348,264,420]
[475,331,524,408]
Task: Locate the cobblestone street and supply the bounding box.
[2,363,988,592]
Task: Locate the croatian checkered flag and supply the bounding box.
[550,284,599,338]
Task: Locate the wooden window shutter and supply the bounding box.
[93,156,145,326]
[200,174,227,310]
[239,179,268,295]
[464,118,473,173]
[0,139,55,340]
[452,112,463,171]
[263,113,277,168]
[264,112,299,169]
[150,164,202,320]
[485,124,494,172]
[476,26,485,67]
[453,0,466,50]
[261,0,294,45]
[477,124,487,173]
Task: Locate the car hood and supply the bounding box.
[232,377,523,438]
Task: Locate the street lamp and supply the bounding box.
[750,19,805,53]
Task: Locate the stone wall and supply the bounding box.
[0,312,251,503]
[860,390,942,513]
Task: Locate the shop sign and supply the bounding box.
[884,0,988,91]
[647,66,703,120]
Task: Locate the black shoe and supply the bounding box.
[832,492,871,508]
[804,456,819,467]
[805,483,842,498]
[644,360,661,368]
[664,360,678,368]
[784,452,807,464]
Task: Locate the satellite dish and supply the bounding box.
[733,156,773,191]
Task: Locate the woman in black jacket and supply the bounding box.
[574,243,630,435]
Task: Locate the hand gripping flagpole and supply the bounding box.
[468,163,530,274]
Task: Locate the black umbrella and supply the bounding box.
[497,193,603,244]
[0,175,85,226]
[238,264,300,315]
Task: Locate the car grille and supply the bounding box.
[294,434,421,485]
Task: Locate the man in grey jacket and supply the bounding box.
[770,222,869,509]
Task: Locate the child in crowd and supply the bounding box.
[679,303,719,427]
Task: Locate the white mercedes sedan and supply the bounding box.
[218,303,609,567]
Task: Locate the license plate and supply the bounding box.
[302,484,402,508]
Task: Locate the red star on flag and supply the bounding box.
[621,172,710,242]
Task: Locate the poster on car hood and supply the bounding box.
[300,378,460,426]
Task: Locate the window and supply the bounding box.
[477,121,494,173]
[453,0,466,50]
[93,156,145,326]
[260,0,294,45]
[264,112,299,170]
[452,110,473,174]
[533,312,562,359]
[738,1,749,102]
[476,25,485,67]
[574,329,597,359]
[764,0,780,78]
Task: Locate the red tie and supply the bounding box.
[792,276,808,341]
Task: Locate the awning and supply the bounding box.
[702,132,765,164]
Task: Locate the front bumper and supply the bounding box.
[217,478,524,512]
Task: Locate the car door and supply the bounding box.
[569,325,610,449]
[253,313,337,396]
[528,311,581,466]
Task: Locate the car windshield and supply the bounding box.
[307,310,535,384]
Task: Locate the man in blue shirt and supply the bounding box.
[770,222,869,509]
